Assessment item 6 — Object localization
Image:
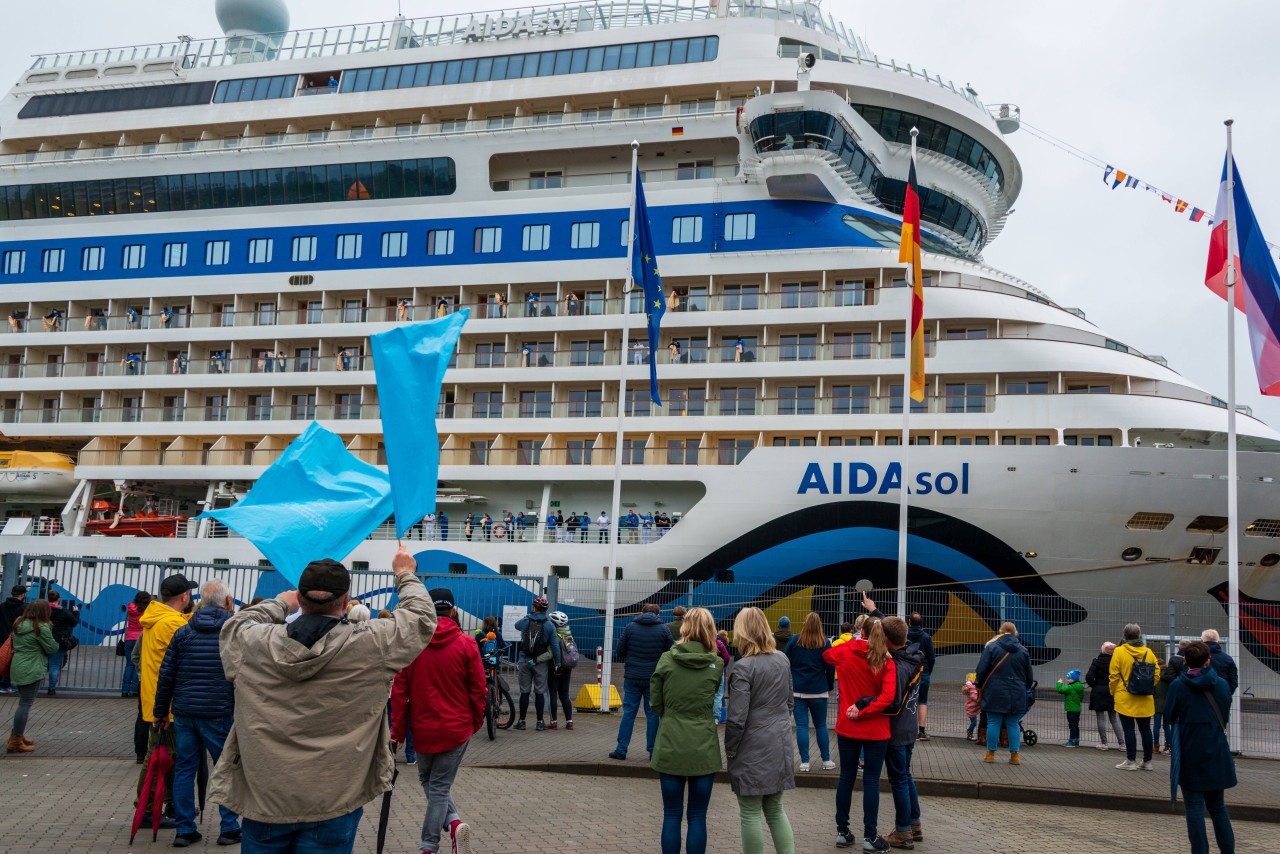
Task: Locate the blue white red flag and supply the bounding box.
[1206,155,1280,396]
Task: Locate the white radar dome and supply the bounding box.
[216,0,290,37]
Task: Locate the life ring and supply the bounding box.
[493,524,507,540]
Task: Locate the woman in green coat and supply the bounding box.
[7,599,58,753]
[651,606,724,854]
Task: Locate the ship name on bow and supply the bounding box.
[464,10,580,41]
[797,462,971,496]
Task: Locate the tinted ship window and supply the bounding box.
[19,81,217,119]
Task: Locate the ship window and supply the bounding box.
[571,222,600,249]
[676,159,713,180]
[247,238,273,265]
[381,231,408,258]
[778,386,817,416]
[41,248,65,274]
[427,229,455,256]
[522,224,551,252]
[724,213,755,241]
[620,219,630,246]
[831,385,872,415]
[888,385,927,414]
[850,103,1005,194]
[19,80,218,119]
[529,170,562,189]
[945,383,987,413]
[291,236,317,263]
[1246,519,1280,538]
[1006,380,1049,395]
[475,227,502,254]
[567,439,595,464]
[205,240,230,266]
[1067,384,1110,394]
[81,246,105,271]
[1125,512,1174,531]
[672,216,702,244]
[719,387,757,416]
[162,242,187,268]
[1186,515,1229,534]
[121,244,146,270]
[335,234,362,260]
[2,250,26,275]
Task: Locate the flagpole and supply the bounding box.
[600,140,640,714]
[896,128,919,621]
[1223,119,1242,752]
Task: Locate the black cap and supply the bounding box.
[299,559,350,604]
[159,574,198,598]
[428,588,454,613]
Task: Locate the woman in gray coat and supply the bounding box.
[725,607,796,854]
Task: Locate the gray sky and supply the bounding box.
[4,0,1278,425]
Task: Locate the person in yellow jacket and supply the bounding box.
[1108,623,1161,771]
[130,573,197,823]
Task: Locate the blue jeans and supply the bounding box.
[986,712,1021,752]
[1183,789,1234,854]
[615,678,658,757]
[835,735,887,841]
[712,675,725,722]
[793,697,830,764]
[46,650,65,690]
[242,808,363,854]
[884,743,920,833]
[1119,713,1153,762]
[659,772,714,854]
[120,640,139,694]
[1153,711,1169,749]
[173,715,239,836]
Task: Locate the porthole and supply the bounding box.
[1121,547,1143,562]
[288,274,315,287]
[1261,554,1280,568]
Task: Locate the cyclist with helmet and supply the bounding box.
[539,611,578,730]
[513,595,561,731]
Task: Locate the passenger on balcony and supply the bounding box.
[125,306,140,327]
[735,338,745,363]
[520,344,533,368]
[326,75,338,90]
[641,512,654,544]
[781,133,795,150]
[7,310,23,332]
[563,291,579,316]
[438,511,449,541]
[122,352,142,375]
[421,512,436,541]
[42,309,62,332]
[632,340,647,365]
[209,351,227,374]
[396,299,413,322]
[492,292,507,319]
[160,306,174,328]
[337,348,354,372]
[435,297,450,319]
[669,341,681,363]
[525,292,540,317]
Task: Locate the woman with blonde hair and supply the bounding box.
[823,618,897,851]
[785,612,835,772]
[975,621,1034,765]
[725,607,795,854]
[650,607,725,854]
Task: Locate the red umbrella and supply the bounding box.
[130,744,175,844]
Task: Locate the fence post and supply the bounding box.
[546,574,560,612]
[1168,599,1177,656]
[1,553,22,595]
[999,591,1007,625]
[837,585,846,630]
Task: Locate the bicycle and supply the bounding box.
[483,639,515,740]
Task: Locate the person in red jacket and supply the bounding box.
[823,619,897,852]
[392,589,486,854]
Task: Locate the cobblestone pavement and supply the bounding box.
[0,758,1270,853]
[4,693,1280,814]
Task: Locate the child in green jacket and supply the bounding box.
[1056,669,1086,747]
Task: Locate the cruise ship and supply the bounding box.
[2,0,1278,677]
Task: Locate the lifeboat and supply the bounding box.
[85,503,189,538]
[0,452,77,501]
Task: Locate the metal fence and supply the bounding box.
[7,553,1278,755]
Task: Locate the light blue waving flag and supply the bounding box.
[195,422,393,585]
[370,309,469,536]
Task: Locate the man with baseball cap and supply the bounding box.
[391,588,485,854]
[209,545,436,851]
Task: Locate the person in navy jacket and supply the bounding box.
[153,581,240,847]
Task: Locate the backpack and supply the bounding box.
[559,632,580,669]
[885,645,926,716]
[522,621,550,658]
[1126,649,1156,696]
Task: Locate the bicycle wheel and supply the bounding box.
[495,679,516,730]
[485,681,497,741]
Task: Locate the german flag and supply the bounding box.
[898,158,926,402]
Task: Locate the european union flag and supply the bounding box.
[370,309,470,536]
[632,166,665,406]
[195,422,393,585]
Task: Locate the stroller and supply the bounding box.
[1020,680,1040,746]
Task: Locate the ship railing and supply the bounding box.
[492,163,738,191]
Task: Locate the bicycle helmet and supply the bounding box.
[532,595,549,611]
[549,610,569,628]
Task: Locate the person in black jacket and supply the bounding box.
[1086,642,1125,750]
[907,612,936,741]
[45,591,79,696]
[1200,629,1240,695]
[153,581,240,848]
[1166,641,1237,854]
[1154,642,1187,755]
[974,622,1034,765]
[608,603,674,760]
[0,585,26,693]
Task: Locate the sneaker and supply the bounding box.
[835,831,856,848]
[1095,742,1109,750]
[547,720,559,730]
[1162,745,1171,755]
[885,829,915,850]
[46,688,56,697]
[916,730,930,741]
[910,823,922,842]
[513,721,527,731]
[799,762,811,772]
[172,831,203,848]
[1115,759,1139,770]
[822,760,837,771]
[535,721,548,732]
[449,820,472,854]
[566,721,574,730]
[608,750,626,760]
[1140,760,1154,771]
[1062,739,1077,748]
[216,830,242,846]
[406,755,417,765]
[863,835,891,853]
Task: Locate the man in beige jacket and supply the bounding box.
[209,545,436,851]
